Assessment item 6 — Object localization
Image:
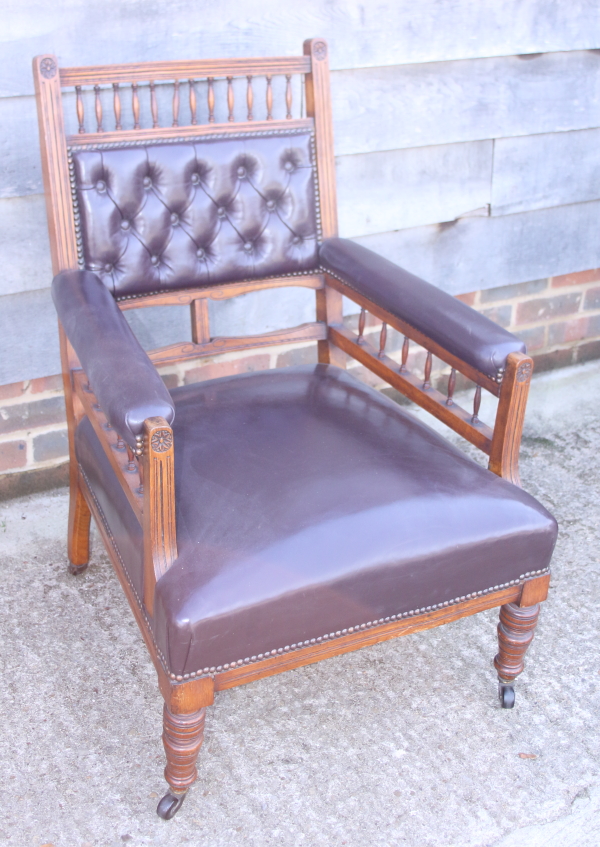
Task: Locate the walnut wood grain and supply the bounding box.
[162,706,206,793]
[303,39,338,239]
[494,602,540,684]
[60,57,311,87]
[147,322,327,367]
[142,417,177,616]
[190,299,210,345]
[68,484,91,570]
[325,273,501,397]
[329,324,494,453]
[116,274,325,311]
[488,351,534,485]
[316,284,346,368]
[519,573,550,607]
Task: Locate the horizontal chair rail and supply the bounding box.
[147,322,327,366]
[66,117,314,148]
[60,57,312,87]
[325,273,501,397]
[330,324,494,453]
[116,274,325,310]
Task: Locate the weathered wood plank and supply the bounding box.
[0,195,52,296]
[355,200,600,295]
[337,141,493,238]
[331,51,600,157]
[2,0,600,97]
[491,128,600,217]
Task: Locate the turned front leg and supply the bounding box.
[494,602,540,708]
[157,705,206,820]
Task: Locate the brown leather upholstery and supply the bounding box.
[71,130,319,297]
[75,365,557,676]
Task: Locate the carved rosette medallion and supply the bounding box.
[151,429,173,453]
[40,58,58,79]
[313,41,328,61]
[516,362,533,383]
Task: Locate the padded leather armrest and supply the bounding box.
[52,270,175,447]
[319,238,526,379]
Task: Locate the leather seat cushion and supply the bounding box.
[75,365,557,677]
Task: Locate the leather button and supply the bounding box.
[104,263,113,272]
[266,200,276,211]
[170,213,179,226]
[237,166,246,178]
[196,248,205,259]
[292,235,302,245]
[120,220,130,231]
[191,173,200,185]
[143,176,152,188]
[243,242,253,252]
[150,255,159,266]
[217,207,226,218]
[283,161,294,172]
[96,180,106,192]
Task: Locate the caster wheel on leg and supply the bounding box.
[68,562,88,576]
[157,790,186,820]
[498,683,515,709]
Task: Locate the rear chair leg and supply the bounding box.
[68,479,91,575]
[494,602,540,709]
[157,705,206,820]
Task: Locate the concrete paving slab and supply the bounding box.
[0,360,599,847]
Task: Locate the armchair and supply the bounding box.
[33,40,557,820]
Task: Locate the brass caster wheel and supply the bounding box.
[498,683,515,709]
[157,790,186,820]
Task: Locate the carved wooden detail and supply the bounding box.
[40,57,57,79]
[162,706,206,793]
[494,602,540,683]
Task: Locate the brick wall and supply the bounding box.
[1,267,599,497]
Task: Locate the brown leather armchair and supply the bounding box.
[33,40,557,820]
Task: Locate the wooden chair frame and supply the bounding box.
[33,40,549,817]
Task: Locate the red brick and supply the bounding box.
[160,373,179,390]
[455,291,476,306]
[30,374,63,394]
[551,268,600,287]
[547,317,590,346]
[0,440,27,471]
[515,293,581,325]
[276,345,318,368]
[480,279,548,303]
[480,305,512,328]
[515,326,546,351]
[0,396,66,436]
[183,354,270,385]
[33,429,69,462]
[583,287,600,310]
[576,339,600,363]
[531,348,574,373]
[0,381,27,402]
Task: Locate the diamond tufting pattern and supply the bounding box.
[70,130,320,297]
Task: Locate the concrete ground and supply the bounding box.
[0,360,599,847]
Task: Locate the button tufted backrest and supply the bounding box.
[70,129,320,297]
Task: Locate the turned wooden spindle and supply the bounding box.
[188,79,197,125]
[357,308,366,343]
[266,75,273,120]
[94,85,103,132]
[378,322,387,358]
[126,445,137,473]
[207,77,215,122]
[226,76,234,121]
[75,86,85,134]
[400,335,409,372]
[150,81,159,128]
[446,368,456,406]
[423,351,432,389]
[494,602,540,684]
[116,437,125,451]
[132,83,140,129]
[112,83,122,130]
[162,705,206,794]
[172,80,180,127]
[472,385,482,422]
[285,74,292,119]
[246,75,254,120]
